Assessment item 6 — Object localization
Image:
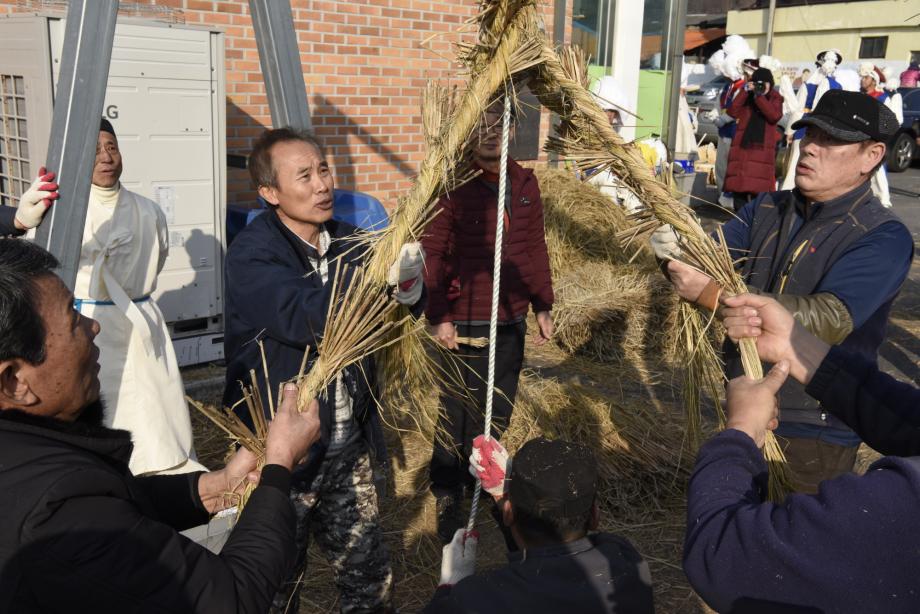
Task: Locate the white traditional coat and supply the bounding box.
[75,184,204,475]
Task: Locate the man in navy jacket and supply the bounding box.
[684,292,920,613]
[223,128,425,613]
[654,90,914,492]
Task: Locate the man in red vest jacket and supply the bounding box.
[422,98,555,543]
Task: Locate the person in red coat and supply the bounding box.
[422,99,555,544]
[724,67,784,212]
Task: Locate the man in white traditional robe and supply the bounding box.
[74,119,204,475]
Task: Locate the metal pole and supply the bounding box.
[663,0,688,155]
[548,0,567,167]
[766,0,777,55]
[34,0,119,291]
[249,0,312,131]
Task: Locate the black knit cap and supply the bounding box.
[508,437,598,520]
[750,67,774,86]
[100,118,116,137]
[791,89,898,143]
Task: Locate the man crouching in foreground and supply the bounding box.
[0,238,321,613]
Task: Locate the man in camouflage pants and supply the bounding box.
[224,129,426,614]
[271,442,392,613]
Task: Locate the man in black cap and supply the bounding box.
[423,436,654,613]
[652,89,914,493]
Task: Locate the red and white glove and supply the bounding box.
[387,242,425,305]
[468,434,509,498]
[15,167,59,230]
[438,528,478,587]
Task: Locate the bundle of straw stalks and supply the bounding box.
[195,0,785,503]
[529,40,789,498]
[504,372,691,506]
[551,261,681,366]
[536,166,722,451]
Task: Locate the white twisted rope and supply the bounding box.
[467,92,512,533]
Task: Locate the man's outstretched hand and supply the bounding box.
[265,384,321,470]
[198,385,321,513]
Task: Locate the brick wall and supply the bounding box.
[1,0,570,209]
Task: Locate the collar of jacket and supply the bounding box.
[444,158,533,211]
[0,409,134,466]
[792,181,873,223]
[508,536,594,563]
[265,207,359,267]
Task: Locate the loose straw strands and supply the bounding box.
[296,263,419,411]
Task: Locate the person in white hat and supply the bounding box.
[587,76,644,213]
[861,64,900,207]
[676,62,700,163]
[858,63,888,101]
[780,49,844,190]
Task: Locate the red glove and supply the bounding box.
[36,167,60,208]
[469,435,509,497]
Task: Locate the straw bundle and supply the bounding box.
[294,0,548,423]
[536,167,639,270]
[503,372,690,507]
[530,42,789,499]
[552,261,680,366]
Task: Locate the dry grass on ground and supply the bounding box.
[189,323,711,613]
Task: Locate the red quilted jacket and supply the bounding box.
[422,159,554,325]
[723,88,784,195]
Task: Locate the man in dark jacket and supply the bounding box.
[423,99,555,542]
[684,292,920,613]
[425,437,654,614]
[0,167,58,236]
[0,238,322,613]
[653,89,914,493]
[223,127,425,613]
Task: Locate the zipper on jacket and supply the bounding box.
[777,239,810,294]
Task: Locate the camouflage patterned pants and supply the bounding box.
[271,441,393,614]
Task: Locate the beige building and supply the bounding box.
[727,0,920,65]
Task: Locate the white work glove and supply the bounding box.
[468,434,510,498]
[15,167,59,230]
[387,241,425,305]
[438,528,478,587]
[650,224,682,260]
[704,107,720,122]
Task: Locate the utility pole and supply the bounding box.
[34,1,119,290]
[249,0,313,131]
[766,0,778,55]
[663,0,688,156]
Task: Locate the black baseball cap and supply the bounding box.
[508,437,598,520]
[791,89,898,143]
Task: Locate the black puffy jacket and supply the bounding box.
[0,410,296,613]
[1,206,25,237]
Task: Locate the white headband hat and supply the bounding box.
[590,76,631,114]
[759,54,782,72]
